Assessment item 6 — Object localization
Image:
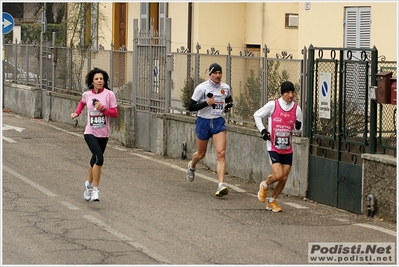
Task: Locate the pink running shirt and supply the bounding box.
[270,99,297,154]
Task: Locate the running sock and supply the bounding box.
[189,163,195,171]
[262,181,268,188]
[93,187,99,191]
[218,183,225,187]
[269,198,275,203]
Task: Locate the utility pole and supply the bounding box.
[42,3,47,34]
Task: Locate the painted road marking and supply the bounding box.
[60,201,80,210]
[131,152,247,193]
[83,214,170,264]
[2,124,25,143]
[3,124,25,132]
[353,223,396,237]
[3,136,17,143]
[25,122,398,238]
[285,202,309,209]
[3,165,57,197]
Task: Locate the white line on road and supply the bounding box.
[30,124,396,238]
[130,152,247,193]
[37,122,84,138]
[60,201,80,210]
[334,218,396,237]
[3,165,58,197]
[2,136,17,143]
[83,214,171,264]
[3,124,25,132]
[353,223,396,237]
[285,202,309,209]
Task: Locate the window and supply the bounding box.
[344,7,371,49]
[140,2,167,34]
[285,13,299,28]
[344,7,371,114]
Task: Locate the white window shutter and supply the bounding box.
[159,3,167,35]
[345,9,357,48]
[359,7,371,48]
[344,7,371,49]
[344,6,371,114]
[140,3,149,32]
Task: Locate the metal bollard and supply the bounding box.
[366,194,376,217]
[181,142,187,160]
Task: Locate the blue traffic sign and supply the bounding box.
[3,12,15,35]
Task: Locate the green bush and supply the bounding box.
[3,23,66,45]
[234,60,300,121]
[181,77,205,110]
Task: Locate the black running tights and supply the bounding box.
[84,134,108,167]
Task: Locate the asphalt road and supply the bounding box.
[2,111,397,265]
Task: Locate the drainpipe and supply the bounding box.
[186,2,192,80]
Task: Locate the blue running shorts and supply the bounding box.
[195,117,226,140]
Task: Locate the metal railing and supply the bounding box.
[3,42,396,153]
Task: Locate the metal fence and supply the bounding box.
[3,41,396,153]
[169,45,305,130]
[377,61,397,153]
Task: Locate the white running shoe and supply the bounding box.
[83,181,92,201]
[186,161,195,182]
[90,188,100,202]
[215,184,228,197]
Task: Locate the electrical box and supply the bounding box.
[376,71,393,104]
[390,78,397,105]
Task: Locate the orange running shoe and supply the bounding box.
[257,182,267,203]
[266,200,282,212]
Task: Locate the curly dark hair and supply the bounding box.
[85,68,109,89]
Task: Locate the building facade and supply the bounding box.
[91,2,396,60]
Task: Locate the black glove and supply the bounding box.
[224,103,233,112]
[92,98,99,106]
[261,129,270,141]
[207,92,216,109]
[295,120,302,130]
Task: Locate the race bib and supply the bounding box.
[89,111,106,129]
[274,130,291,150]
[211,97,225,115]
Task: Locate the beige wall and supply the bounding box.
[168,3,189,52]
[100,3,113,49]
[245,2,301,58]
[367,2,396,61]
[297,2,397,61]
[260,2,300,58]
[95,2,397,61]
[126,2,141,49]
[192,3,247,55]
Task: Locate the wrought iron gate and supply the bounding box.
[305,46,378,214]
[132,18,172,151]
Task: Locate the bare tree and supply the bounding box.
[33,3,66,24]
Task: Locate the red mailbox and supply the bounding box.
[376,72,393,104]
[391,78,397,105]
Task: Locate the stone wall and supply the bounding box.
[3,82,396,220]
[362,154,397,222]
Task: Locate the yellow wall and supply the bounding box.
[126,2,141,49]
[192,3,247,54]
[297,2,397,61]
[100,3,112,49]
[168,3,189,52]
[260,2,300,58]
[94,2,397,60]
